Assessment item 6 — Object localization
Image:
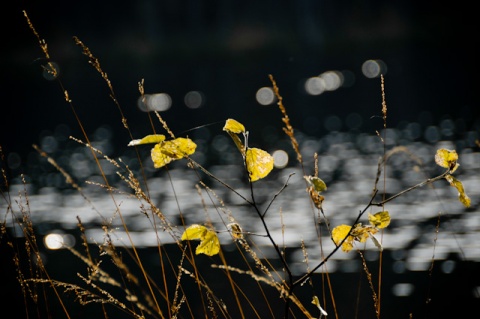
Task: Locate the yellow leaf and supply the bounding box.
[305,176,327,192]
[332,224,354,252]
[228,223,244,240]
[181,225,221,256]
[246,148,274,182]
[195,230,220,256]
[368,211,391,229]
[351,224,376,243]
[181,224,207,241]
[435,148,459,172]
[128,134,166,146]
[445,175,471,207]
[151,137,196,168]
[459,193,471,208]
[223,118,245,134]
[223,119,247,154]
[228,132,246,155]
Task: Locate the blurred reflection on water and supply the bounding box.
[3,123,480,316]
[4,125,479,271]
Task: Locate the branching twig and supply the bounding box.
[262,173,295,218]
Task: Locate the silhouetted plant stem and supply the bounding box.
[372,169,450,206]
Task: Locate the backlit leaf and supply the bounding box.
[195,230,220,256]
[246,147,274,182]
[181,225,221,256]
[305,176,327,192]
[181,224,207,241]
[446,174,471,207]
[222,119,273,181]
[228,132,246,155]
[351,224,376,243]
[332,224,354,252]
[368,211,391,229]
[435,148,459,172]
[128,134,166,146]
[151,137,196,168]
[333,224,381,252]
[228,223,244,240]
[223,118,245,134]
[223,119,246,154]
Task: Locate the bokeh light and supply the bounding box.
[319,70,343,91]
[272,149,288,168]
[44,232,76,250]
[392,283,414,297]
[324,115,342,132]
[441,260,456,274]
[361,59,388,78]
[305,70,350,95]
[255,87,276,105]
[40,135,58,154]
[137,93,172,112]
[304,77,324,95]
[424,125,440,143]
[184,90,204,109]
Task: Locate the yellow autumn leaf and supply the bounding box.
[333,224,381,252]
[351,224,376,243]
[128,134,166,146]
[223,119,246,154]
[151,137,196,168]
[229,132,246,155]
[195,230,220,256]
[181,224,221,256]
[435,148,459,172]
[332,224,354,252]
[245,147,274,182]
[228,223,244,240]
[223,118,245,134]
[368,211,391,229]
[305,176,327,192]
[181,224,207,241]
[445,175,471,207]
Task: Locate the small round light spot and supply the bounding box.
[185,91,204,109]
[304,77,325,95]
[272,150,289,168]
[44,233,76,250]
[256,87,276,105]
[137,93,172,112]
[44,234,64,250]
[361,59,388,78]
[392,283,414,297]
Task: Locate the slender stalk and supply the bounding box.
[372,169,449,206]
